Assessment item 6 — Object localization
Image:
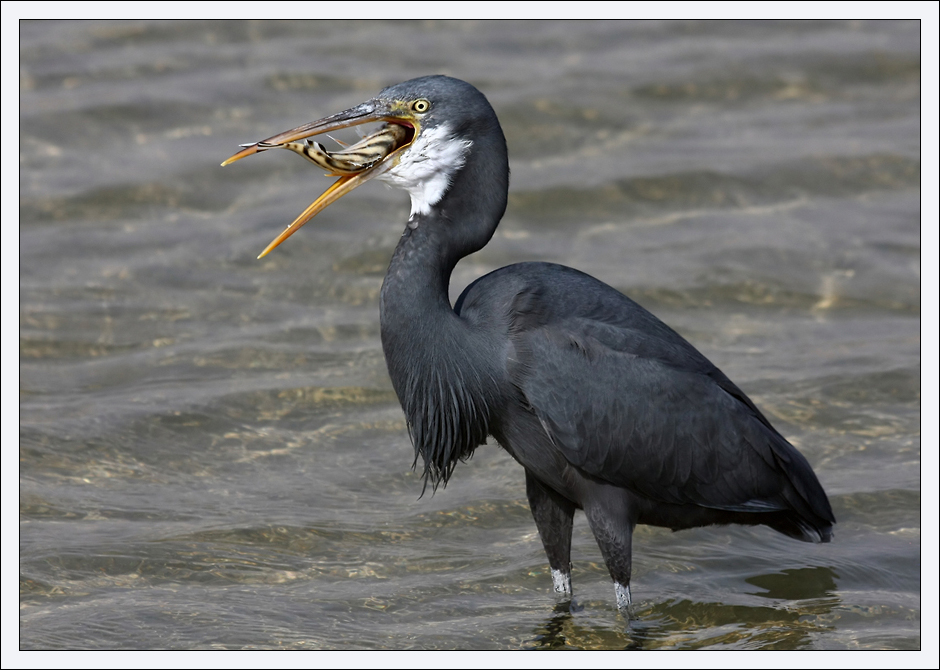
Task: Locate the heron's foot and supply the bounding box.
[614,581,632,611]
[551,568,572,595]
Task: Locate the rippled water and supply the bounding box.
[19,20,922,650]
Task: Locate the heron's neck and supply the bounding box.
[381,218,453,320]
[377,125,509,487]
[378,206,502,489]
[379,210,476,387]
[380,124,508,339]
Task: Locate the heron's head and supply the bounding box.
[223,75,504,258]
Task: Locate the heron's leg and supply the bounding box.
[583,493,635,611]
[525,470,575,596]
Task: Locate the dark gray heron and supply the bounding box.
[223,75,835,611]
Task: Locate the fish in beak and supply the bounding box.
[222,100,418,258]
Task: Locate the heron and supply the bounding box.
[223,75,835,611]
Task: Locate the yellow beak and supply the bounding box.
[222,101,416,258]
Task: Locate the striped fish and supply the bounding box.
[274,123,410,175]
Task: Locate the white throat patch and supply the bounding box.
[377,124,472,218]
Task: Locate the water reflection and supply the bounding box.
[746,565,839,600]
[528,580,841,650]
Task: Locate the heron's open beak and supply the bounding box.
[222,101,416,258]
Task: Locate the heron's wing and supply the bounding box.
[509,300,820,515]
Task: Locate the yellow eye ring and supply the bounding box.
[412,99,431,113]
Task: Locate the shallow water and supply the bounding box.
[19,20,921,650]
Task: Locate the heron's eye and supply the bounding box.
[412,99,431,113]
